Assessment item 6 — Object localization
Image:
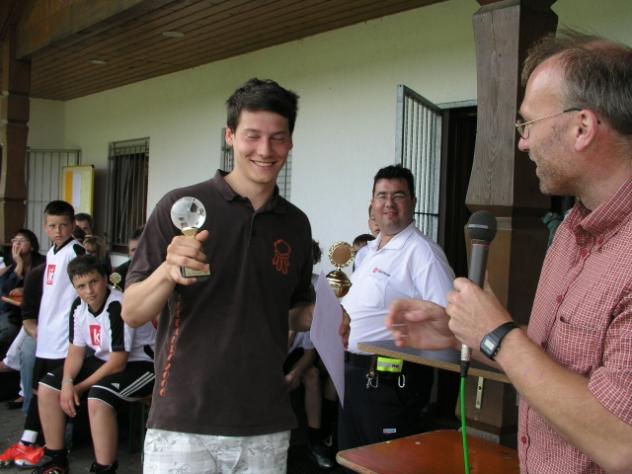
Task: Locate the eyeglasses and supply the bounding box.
[514,108,581,139]
[11,238,27,244]
[373,192,411,204]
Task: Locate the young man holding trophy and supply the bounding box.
[123,78,314,473]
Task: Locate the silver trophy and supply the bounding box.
[170,196,211,279]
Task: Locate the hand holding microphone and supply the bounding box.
[447,210,518,372]
[456,210,497,375]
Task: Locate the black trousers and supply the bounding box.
[338,356,433,452]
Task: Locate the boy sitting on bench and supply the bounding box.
[34,255,156,474]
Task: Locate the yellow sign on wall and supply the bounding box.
[62,165,94,214]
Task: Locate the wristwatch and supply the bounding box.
[480,321,518,360]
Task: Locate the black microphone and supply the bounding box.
[460,210,497,376]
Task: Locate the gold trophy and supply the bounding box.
[326,242,354,297]
[170,196,211,279]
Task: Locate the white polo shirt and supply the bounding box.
[342,222,454,353]
[353,245,369,271]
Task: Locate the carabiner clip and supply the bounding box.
[366,372,379,389]
[398,373,406,388]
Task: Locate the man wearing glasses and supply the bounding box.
[388,31,632,473]
[338,165,454,452]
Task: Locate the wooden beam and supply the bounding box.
[469,0,558,318]
[463,0,558,441]
[0,0,27,42]
[0,23,30,245]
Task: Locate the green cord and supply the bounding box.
[460,376,471,474]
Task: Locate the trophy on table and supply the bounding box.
[326,242,354,297]
[170,196,211,279]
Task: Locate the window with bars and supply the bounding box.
[26,148,81,252]
[106,138,149,252]
[395,85,443,242]
[220,128,292,200]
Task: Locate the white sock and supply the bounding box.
[20,430,38,445]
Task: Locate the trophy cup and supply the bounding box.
[109,272,122,290]
[170,196,211,279]
[326,242,354,297]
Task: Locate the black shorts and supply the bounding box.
[32,357,65,391]
[39,356,155,413]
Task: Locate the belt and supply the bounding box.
[345,352,408,388]
[344,352,404,373]
[344,351,374,368]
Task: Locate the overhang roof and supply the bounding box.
[1,0,448,101]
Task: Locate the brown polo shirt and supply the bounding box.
[127,171,313,436]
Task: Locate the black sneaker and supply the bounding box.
[308,442,334,470]
[89,460,118,473]
[29,457,69,474]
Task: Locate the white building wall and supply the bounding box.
[25,0,632,273]
[28,99,65,149]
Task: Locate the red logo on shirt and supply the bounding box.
[89,325,101,346]
[272,239,291,275]
[46,264,56,285]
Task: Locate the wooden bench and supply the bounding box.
[336,429,519,474]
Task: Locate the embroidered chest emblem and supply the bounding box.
[272,239,292,275]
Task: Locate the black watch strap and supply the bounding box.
[480,321,518,360]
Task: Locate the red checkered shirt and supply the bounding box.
[520,177,632,473]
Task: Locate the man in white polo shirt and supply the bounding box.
[338,165,455,451]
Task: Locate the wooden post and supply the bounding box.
[0,23,30,244]
[463,0,558,444]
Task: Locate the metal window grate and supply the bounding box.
[26,148,81,252]
[106,138,149,250]
[220,128,291,200]
[395,85,442,242]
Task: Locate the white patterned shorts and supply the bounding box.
[143,428,290,473]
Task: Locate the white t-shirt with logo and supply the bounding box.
[69,287,155,362]
[342,223,455,353]
[36,239,84,359]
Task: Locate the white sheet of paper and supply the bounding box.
[310,272,345,406]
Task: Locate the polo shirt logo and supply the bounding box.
[89,324,102,346]
[372,267,391,277]
[272,239,292,275]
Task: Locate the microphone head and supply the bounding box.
[466,210,497,243]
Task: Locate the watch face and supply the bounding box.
[480,334,498,359]
[480,322,517,360]
[482,336,496,354]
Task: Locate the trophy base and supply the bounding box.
[181,266,211,280]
